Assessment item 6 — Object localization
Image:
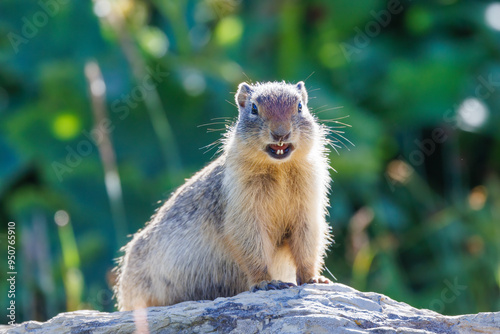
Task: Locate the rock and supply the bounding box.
[3,283,499,333]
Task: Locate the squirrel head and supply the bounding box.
[232,81,319,163]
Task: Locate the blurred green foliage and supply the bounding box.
[1,0,499,323]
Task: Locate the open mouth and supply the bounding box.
[266,143,294,159]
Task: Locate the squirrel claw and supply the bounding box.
[250,280,296,292]
[307,276,331,284]
[296,275,332,286]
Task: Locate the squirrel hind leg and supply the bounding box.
[116,273,164,310]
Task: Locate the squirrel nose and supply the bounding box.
[271,131,291,143]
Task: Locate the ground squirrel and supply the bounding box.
[115,81,332,311]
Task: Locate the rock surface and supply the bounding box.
[3,283,499,333]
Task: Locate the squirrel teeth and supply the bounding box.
[267,143,293,158]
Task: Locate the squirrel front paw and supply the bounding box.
[250,280,296,292]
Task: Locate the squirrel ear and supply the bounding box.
[296,81,308,104]
[236,82,252,108]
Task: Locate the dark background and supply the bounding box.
[1,0,499,323]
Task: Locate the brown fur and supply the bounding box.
[114,81,332,311]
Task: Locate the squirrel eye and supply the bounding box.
[251,103,258,115]
[298,102,302,113]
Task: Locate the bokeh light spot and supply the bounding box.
[52,113,81,140]
[55,210,70,226]
[220,61,242,82]
[387,160,413,184]
[93,0,111,18]
[189,25,211,49]
[468,185,488,210]
[485,3,500,31]
[90,78,106,97]
[457,97,489,132]
[138,27,169,58]
[214,16,243,45]
[182,70,206,96]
